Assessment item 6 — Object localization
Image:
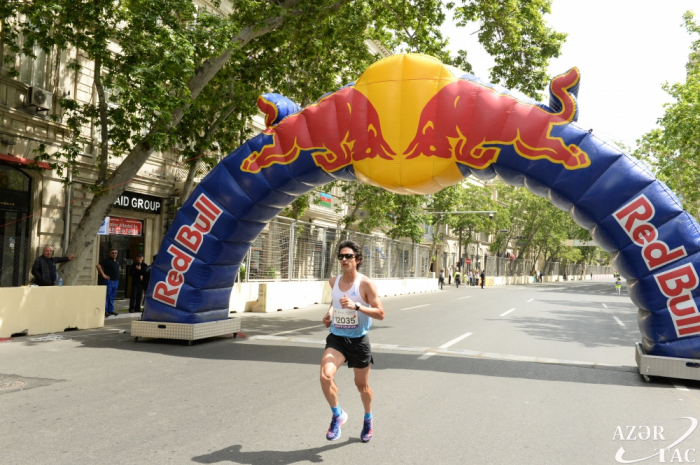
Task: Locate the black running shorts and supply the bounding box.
[325,333,374,369]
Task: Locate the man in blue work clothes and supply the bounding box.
[96,249,120,318]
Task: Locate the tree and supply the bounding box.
[4,0,567,285]
[633,11,700,219]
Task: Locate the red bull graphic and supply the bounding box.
[144,53,700,361]
[241,88,395,174]
[404,68,589,170]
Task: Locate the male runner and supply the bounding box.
[321,240,385,442]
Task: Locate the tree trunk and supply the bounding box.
[427,219,442,276]
[178,101,237,206]
[60,9,303,285]
[94,53,110,184]
[179,161,199,207]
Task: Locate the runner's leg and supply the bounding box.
[320,348,346,407]
[353,366,373,414]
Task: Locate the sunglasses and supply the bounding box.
[337,253,356,260]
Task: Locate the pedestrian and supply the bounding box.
[480,269,486,289]
[31,246,75,286]
[615,278,622,295]
[128,253,148,313]
[438,269,445,290]
[467,270,472,286]
[447,266,452,285]
[539,271,544,283]
[142,254,157,307]
[96,249,120,318]
[454,269,461,288]
[321,240,384,442]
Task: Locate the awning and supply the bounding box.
[0,153,51,170]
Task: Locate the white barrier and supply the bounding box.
[0,286,105,338]
[247,278,439,313]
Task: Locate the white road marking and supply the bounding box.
[439,332,473,349]
[458,296,471,300]
[269,324,325,336]
[401,304,430,310]
[418,353,436,360]
[526,298,534,302]
[602,303,608,309]
[613,316,626,327]
[500,308,517,317]
[674,383,689,391]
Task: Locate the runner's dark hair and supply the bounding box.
[338,240,363,270]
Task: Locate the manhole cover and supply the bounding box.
[0,380,25,390]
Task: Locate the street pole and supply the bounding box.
[458,228,462,271]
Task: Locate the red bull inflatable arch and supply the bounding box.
[144,54,700,359]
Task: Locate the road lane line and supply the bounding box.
[418,353,436,360]
[500,308,516,317]
[526,298,534,302]
[602,303,608,309]
[674,383,689,391]
[458,296,471,300]
[269,324,325,336]
[401,304,430,310]
[613,316,626,327]
[438,332,473,349]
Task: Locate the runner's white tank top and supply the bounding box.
[330,273,372,338]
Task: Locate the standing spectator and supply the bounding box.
[128,253,147,313]
[615,278,622,295]
[438,269,445,290]
[480,269,486,289]
[539,271,544,283]
[447,267,453,285]
[96,249,120,318]
[31,246,75,286]
[142,254,157,307]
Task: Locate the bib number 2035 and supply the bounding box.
[333,308,358,329]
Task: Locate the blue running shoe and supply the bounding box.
[326,410,348,441]
[361,417,373,442]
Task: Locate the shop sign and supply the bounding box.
[114,191,162,214]
[98,216,142,236]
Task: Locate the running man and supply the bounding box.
[321,240,385,442]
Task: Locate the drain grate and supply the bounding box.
[0,380,25,390]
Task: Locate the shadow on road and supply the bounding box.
[191,439,360,464]
[496,307,638,348]
[68,325,664,390]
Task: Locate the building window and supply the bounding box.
[18,43,48,88]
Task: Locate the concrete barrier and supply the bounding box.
[0,286,105,338]
[251,278,439,313]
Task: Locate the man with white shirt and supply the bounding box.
[321,240,385,443]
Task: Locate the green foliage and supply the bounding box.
[633,11,700,219]
[453,0,567,98]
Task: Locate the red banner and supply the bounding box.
[109,217,142,236]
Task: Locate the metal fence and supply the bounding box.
[484,257,533,277]
[243,217,432,281]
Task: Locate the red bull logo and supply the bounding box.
[241,54,590,195]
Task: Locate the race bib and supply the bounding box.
[333,307,359,329]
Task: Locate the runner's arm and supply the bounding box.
[355,278,384,321]
[322,277,337,327]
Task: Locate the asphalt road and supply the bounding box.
[3,279,700,464]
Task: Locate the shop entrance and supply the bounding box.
[98,218,144,299]
[0,164,31,287]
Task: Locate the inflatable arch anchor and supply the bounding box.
[143,53,700,359]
